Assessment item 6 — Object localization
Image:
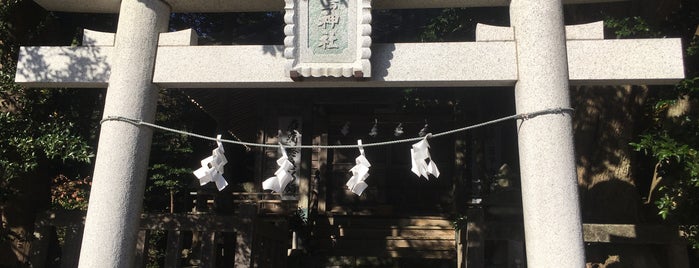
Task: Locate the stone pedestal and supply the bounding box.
[510,0,586,267]
[77,1,170,267]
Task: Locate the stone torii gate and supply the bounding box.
[15,0,684,267]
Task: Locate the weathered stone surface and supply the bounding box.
[476,21,604,41]
[15,28,199,88]
[510,0,585,267]
[565,21,604,40]
[567,39,684,85]
[284,0,372,78]
[33,0,628,13]
[82,29,115,46]
[15,46,113,88]
[158,29,198,46]
[76,0,170,267]
[157,42,516,86]
[475,24,515,42]
[16,39,683,88]
[82,29,196,47]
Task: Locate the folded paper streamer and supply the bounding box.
[418,123,429,137]
[410,136,440,179]
[341,121,350,136]
[394,123,404,137]
[346,140,371,196]
[193,135,229,191]
[369,119,378,137]
[262,144,294,193]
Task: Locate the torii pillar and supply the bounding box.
[510,0,585,267]
[77,1,169,267]
[16,1,684,267]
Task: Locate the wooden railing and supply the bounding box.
[458,207,692,268]
[231,192,298,215]
[27,204,691,267]
[29,204,289,268]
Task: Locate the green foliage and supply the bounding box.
[682,225,699,250]
[630,133,699,175]
[417,7,508,42]
[289,207,308,231]
[420,8,464,42]
[1,1,213,215]
[631,101,699,247]
[1,0,103,210]
[630,64,699,226]
[50,174,91,210]
[0,94,95,204]
[149,164,190,191]
[145,230,167,268]
[451,214,468,231]
[621,3,699,248]
[0,110,93,172]
[169,12,283,44]
[605,16,658,38]
[1,61,97,203]
[0,0,23,63]
[144,90,215,213]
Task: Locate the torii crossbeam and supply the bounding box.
[15,0,684,268]
[16,23,683,88]
[34,0,628,13]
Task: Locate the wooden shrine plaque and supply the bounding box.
[284,0,372,78]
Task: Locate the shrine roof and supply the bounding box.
[35,0,626,13]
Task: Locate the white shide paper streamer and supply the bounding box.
[410,136,440,180]
[193,135,229,191]
[262,144,295,193]
[346,140,371,196]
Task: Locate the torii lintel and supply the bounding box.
[34,0,627,13]
[15,22,685,89]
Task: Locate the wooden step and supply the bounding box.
[313,248,457,259]
[309,216,457,259]
[318,216,454,228]
[308,255,457,266]
[314,225,455,239]
[312,237,455,250]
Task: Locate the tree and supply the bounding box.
[622,1,699,248]
[144,90,217,214]
[0,3,221,265]
[0,1,108,264]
